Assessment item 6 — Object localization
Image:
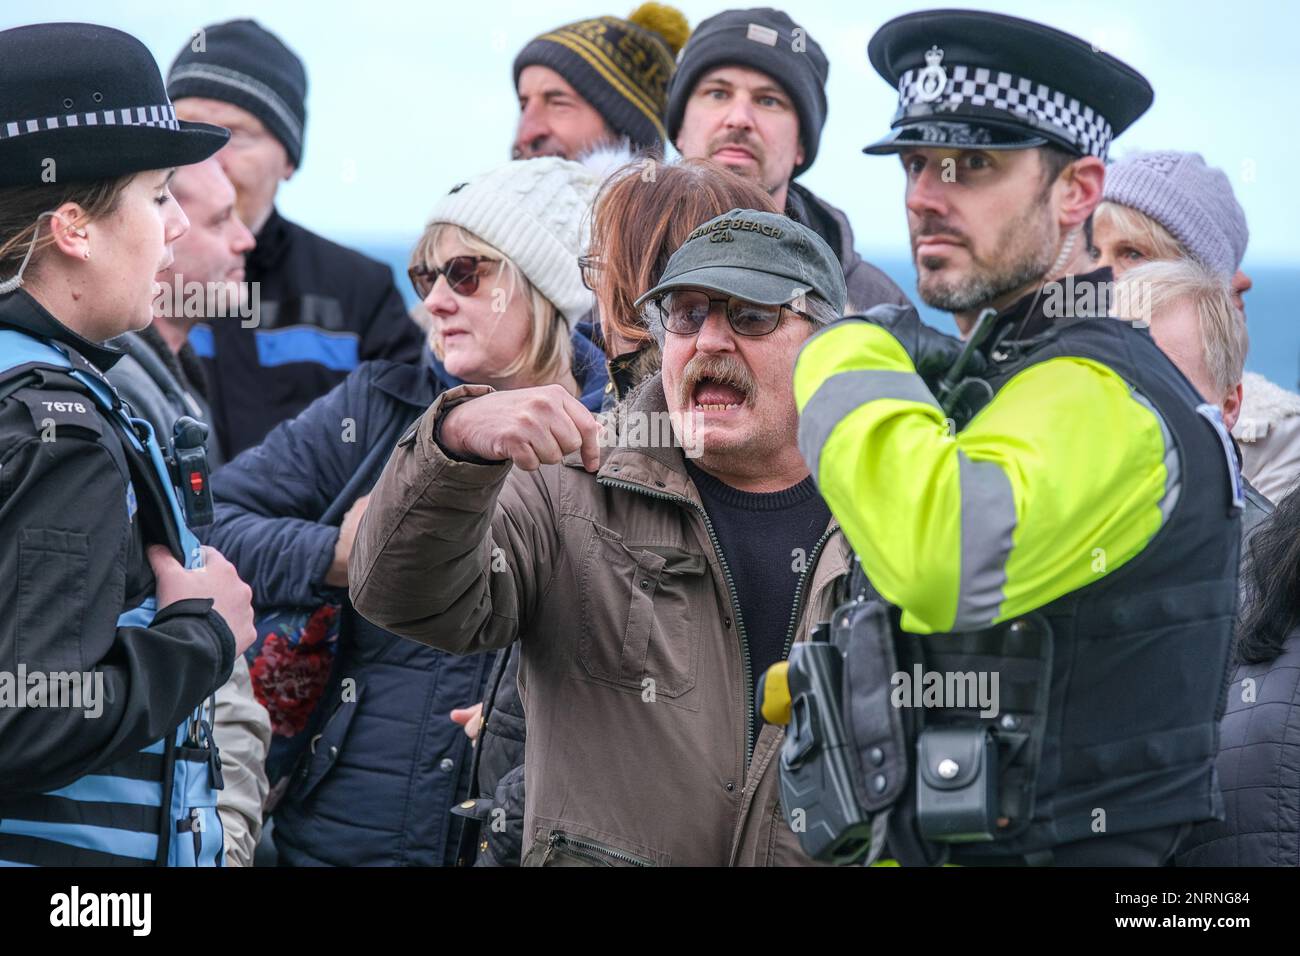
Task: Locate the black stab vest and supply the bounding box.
[889,306,1241,862]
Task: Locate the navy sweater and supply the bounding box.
[685,462,831,700]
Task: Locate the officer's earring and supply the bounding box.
[69,225,89,260]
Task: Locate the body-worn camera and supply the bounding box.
[168,416,214,528]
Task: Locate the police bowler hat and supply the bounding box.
[0,22,229,188]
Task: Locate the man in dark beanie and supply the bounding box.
[168,19,421,459]
[513,3,689,160]
[669,7,909,313]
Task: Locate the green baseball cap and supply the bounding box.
[634,209,848,317]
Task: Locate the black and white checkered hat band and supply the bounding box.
[0,103,181,141]
[897,64,1114,158]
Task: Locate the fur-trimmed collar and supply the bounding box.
[1234,371,1300,442]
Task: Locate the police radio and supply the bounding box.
[167,416,215,529]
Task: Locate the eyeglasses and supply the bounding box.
[408,256,497,299]
[578,254,601,292]
[653,290,811,337]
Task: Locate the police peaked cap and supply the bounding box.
[864,9,1153,160]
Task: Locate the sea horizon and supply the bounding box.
[352,238,1300,392]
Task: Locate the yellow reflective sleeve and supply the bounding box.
[795,321,1174,635]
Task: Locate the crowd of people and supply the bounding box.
[0,4,1296,868]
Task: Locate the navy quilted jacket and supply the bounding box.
[1177,634,1300,866]
[207,336,607,865]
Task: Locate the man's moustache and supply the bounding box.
[680,360,756,406]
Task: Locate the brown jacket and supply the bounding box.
[350,377,850,866]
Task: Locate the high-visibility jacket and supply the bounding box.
[794,281,1241,856]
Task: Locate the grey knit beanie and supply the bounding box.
[666,8,829,177]
[1102,151,1249,278]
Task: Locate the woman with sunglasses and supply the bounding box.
[205,156,608,866]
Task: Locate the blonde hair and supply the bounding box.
[410,223,571,385]
[1094,201,1191,264]
[1113,259,1248,396]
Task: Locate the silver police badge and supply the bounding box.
[914,45,947,103]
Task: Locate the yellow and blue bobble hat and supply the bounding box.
[513,4,689,152]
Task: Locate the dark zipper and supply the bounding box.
[779,526,838,663]
[545,831,652,867]
[598,476,757,767]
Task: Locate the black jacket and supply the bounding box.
[0,290,235,798]
[191,208,423,460]
[786,183,913,313]
[1176,632,1300,866]
[107,326,224,469]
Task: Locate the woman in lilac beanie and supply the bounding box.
[1095,150,1300,502]
[1094,150,1249,290]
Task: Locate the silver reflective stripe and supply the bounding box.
[168,63,304,149]
[953,452,1017,630]
[1130,388,1181,525]
[0,103,179,140]
[798,369,940,484]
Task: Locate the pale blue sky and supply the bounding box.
[6,0,1299,265]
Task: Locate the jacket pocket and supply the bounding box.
[17,528,87,671]
[286,691,362,804]
[577,525,705,699]
[523,829,655,867]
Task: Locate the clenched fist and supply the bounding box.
[440,385,602,473]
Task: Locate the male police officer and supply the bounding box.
[785,10,1241,864]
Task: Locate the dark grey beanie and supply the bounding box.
[166,19,307,168]
[666,7,828,177]
[1103,151,1250,277]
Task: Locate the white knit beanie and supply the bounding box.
[424,156,606,329]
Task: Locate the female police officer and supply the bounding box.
[0,22,256,866]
